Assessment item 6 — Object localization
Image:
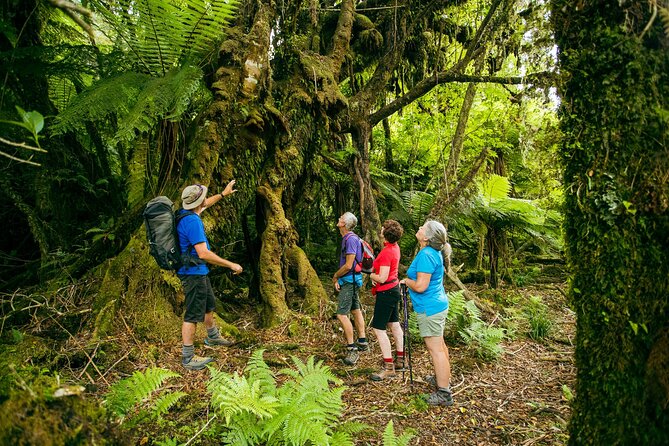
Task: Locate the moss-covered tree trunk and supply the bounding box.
[552,1,669,443]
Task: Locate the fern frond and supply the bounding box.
[153,391,187,418]
[478,174,511,203]
[90,0,239,74]
[381,419,415,446]
[52,72,151,135]
[208,372,279,424]
[47,76,77,112]
[328,420,369,446]
[400,190,435,226]
[244,349,277,395]
[105,367,180,417]
[114,65,204,142]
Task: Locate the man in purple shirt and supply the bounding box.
[331,212,368,365]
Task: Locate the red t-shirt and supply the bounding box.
[373,242,400,292]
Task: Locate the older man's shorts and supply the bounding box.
[337,282,361,315]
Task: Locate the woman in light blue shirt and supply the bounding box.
[401,220,453,406]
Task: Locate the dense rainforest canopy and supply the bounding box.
[0,0,667,444]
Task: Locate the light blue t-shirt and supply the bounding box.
[407,246,448,316]
[176,210,209,275]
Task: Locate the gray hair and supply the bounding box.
[423,220,452,268]
[341,212,358,230]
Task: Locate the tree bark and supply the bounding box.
[552,1,669,443]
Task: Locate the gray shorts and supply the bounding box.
[337,282,361,315]
[416,309,448,337]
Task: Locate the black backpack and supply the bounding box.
[143,196,195,270]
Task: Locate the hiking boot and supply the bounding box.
[426,387,453,407]
[356,340,369,351]
[394,356,406,371]
[343,348,360,365]
[182,355,214,371]
[370,362,396,381]
[425,375,437,387]
[204,335,233,347]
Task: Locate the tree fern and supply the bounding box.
[90,0,239,75]
[52,65,205,143]
[52,72,152,136]
[105,367,180,417]
[400,190,434,227]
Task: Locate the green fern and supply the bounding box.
[400,190,435,227]
[207,369,280,424]
[152,391,187,419]
[51,72,152,136]
[244,349,277,395]
[90,0,239,75]
[52,65,205,143]
[461,321,506,361]
[382,420,415,446]
[105,367,180,417]
[209,350,354,446]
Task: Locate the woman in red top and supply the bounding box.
[369,220,405,381]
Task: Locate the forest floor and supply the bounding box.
[137,280,575,446]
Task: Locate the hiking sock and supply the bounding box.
[207,326,220,339]
[357,337,367,344]
[347,343,357,350]
[182,344,195,362]
[383,357,393,364]
[396,351,405,359]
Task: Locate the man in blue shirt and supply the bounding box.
[177,181,243,370]
[331,212,368,365]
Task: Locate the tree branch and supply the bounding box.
[47,0,95,42]
[329,0,356,76]
[369,71,552,126]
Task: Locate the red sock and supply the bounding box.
[396,351,404,358]
[384,357,393,363]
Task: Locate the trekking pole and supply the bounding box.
[400,283,413,386]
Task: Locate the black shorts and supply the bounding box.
[179,275,216,323]
[371,285,401,330]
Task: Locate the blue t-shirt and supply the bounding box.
[176,210,209,275]
[338,232,363,287]
[407,246,448,316]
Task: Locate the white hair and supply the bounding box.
[341,212,358,230]
[423,220,452,268]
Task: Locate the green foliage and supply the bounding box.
[382,420,415,446]
[152,390,188,419]
[446,291,505,360]
[523,295,553,341]
[52,66,205,143]
[90,0,239,75]
[104,367,181,418]
[208,349,353,446]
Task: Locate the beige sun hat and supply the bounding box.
[181,184,208,210]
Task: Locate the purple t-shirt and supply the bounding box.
[339,232,363,285]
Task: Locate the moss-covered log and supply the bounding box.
[552,1,669,443]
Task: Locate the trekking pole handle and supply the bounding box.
[400,282,408,295]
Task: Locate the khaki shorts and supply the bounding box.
[416,309,448,338]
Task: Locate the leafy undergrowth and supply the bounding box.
[0,281,574,445]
